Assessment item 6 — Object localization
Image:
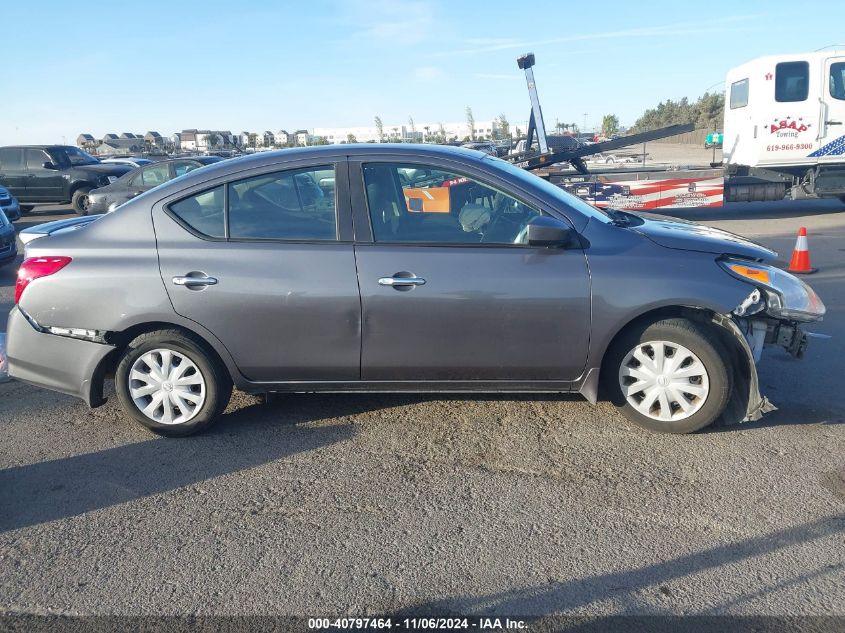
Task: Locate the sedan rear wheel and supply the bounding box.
[115,329,232,436]
[604,318,731,434]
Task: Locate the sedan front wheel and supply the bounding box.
[604,318,732,434]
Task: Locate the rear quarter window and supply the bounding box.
[168,185,226,238]
[730,78,749,108]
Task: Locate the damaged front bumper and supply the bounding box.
[714,312,821,424]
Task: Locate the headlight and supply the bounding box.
[720,258,826,322]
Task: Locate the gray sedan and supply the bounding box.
[5,145,825,436]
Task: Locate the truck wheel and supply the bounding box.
[603,318,732,434]
[71,187,93,215]
[115,329,233,437]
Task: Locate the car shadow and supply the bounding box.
[0,397,361,533]
[386,515,845,624]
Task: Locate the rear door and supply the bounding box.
[818,55,845,160]
[0,148,27,199]
[153,158,360,382]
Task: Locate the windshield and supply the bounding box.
[51,146,100,167]
[483,155,612,223]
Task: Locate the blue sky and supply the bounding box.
[3,0,845,144]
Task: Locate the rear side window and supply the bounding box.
[730,78,749,109]
[830,62,845,101]
[775,61,809,102]
[169,185,225,238]
[141,164,171,187]
[227,166,337,240]
[0,148,23,170]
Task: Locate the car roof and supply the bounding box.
[146,144,488,197]
[0,145,79,150]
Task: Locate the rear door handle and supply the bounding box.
[378,276,426,287]
[172,275,218,287]
[826,120,842,125]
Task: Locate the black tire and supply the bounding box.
[602,318,732,434]
[71,187,92,215]
[115,329,232,437]
[19,205,34,214]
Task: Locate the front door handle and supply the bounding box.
[173,275,218,287]
[826,120,842,125]
[378,276,426,287]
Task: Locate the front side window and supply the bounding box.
[775,61,809,102]
[730,78,749,109]
[363,163,543,245]
[169,185,225,238]
[830,62,845,101]
[25,149,51,170]
[228,166,337,240]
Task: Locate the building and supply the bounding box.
[294,130,311,146]
[94,138,145,156]
[76,134,96,149]
[276,130,291,146]
[312,120,500,144]
[144,131,164,148]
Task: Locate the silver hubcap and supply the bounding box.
[128,349,206,425]
[618,340,709,422]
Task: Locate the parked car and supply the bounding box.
[461,142,497,156]
[0,209,17,268]
[705,132,724,149]
[87,157,224,213]
[100,157,154,169]
[0,185,21,222]
[0,146,131,215]
[510,135,584,155]
[6,145,825,437]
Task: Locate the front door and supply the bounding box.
[817,55,845,161]
[25,149,64,201]
[352,160,591,382]
[154,160,360,382]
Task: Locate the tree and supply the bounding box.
[466,106,475,140]
[423,125,430,142]
[496,113,510,139]
[601,114,620,137]
[312,136,330,146]
[206,133,219,150]
[630,92,725,133]
[347,133,357,143]
[438,123,446,143]
[374,116,384,142]
[408,116,417,141]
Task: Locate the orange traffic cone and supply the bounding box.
[788,227,818,274]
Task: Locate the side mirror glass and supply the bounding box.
[42,161,58,170]
[527,216,574,248]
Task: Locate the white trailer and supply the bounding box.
[724,50,845,200]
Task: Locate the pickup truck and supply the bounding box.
[0,145,131,214]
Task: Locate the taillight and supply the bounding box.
[15,256,72,304]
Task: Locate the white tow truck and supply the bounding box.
[515,50,845,209]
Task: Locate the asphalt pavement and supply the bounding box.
[0,201,843,619]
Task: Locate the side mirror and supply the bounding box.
[42,161,58,170]
[527,216,574,248]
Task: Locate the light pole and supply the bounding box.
[582,114,587,133]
